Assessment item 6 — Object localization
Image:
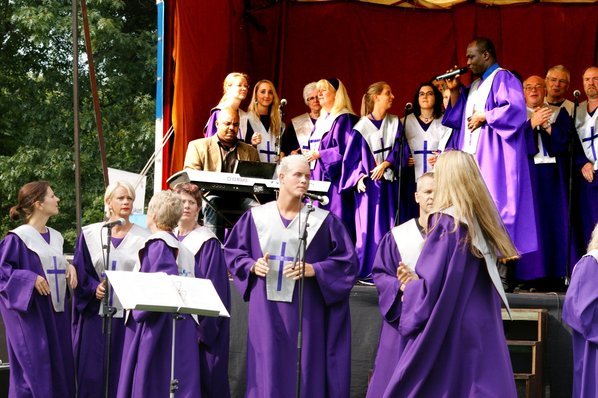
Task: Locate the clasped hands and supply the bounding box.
[251,252,315,279]
[396,262,419,293]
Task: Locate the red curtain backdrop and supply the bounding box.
[163,0,597,183]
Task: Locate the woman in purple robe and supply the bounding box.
[174,183,230,398]
[204,72,250,140]
[563,223,598,398]
[0,181,77,397]
[72,181,150,398]
[382,150,518,397]
[341,81,402,277]
[117,191,201,398]
[304,78,359,239]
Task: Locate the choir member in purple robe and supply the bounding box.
[204,72,250,140]
[280,82,321,157]
[224,155,358,397]
[0,181,77,397]
[174,182,230,398]
[517,76,573,283]
[117,191,201,398]
[442,37,538,258]
[341,81,403,277]
[365,172,434,398]
[573,66,598,260]
[72,181,150,398]
[381,150,518,397]
[304,78,359,238]
[563,223,598,398]
[244,79,283,163]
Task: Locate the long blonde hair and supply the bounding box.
[360,81,388,116]
[316,78,355,117]
[247,79,281,138]
[431,150,519,260]
[587,223,598,252]
[217,72,249,107]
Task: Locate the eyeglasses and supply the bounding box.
[524,85,544,91]
[418,91,434,97]
[307,96,318,102]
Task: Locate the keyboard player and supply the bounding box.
[184,107,260,240]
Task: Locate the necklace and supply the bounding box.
[419,113,434,123]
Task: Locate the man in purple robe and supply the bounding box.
[562,226,598,398]
[366,172,434,398]
[224,154,358,397]
[443,37,538,259]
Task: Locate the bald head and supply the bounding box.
[583,66,598,100]
[523,75,546,108]
[215,107,240,145]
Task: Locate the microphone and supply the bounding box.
[303,192,329,206]
[404,102,413,116]
[573,90,581,106]
[435,67,469,81]
[103,218,126,228]
[280,98,287,108]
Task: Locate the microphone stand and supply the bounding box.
[292,200,315,398]
[565,94,580,285]
[277,102,286,161]
[100,225,117,398]
[394,105,411,226]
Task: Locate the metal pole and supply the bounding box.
[72,0,81,234]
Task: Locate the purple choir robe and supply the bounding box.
[383,214,516,397]
[562,254,598,398]
[517,108,573,280]
[0,233,75,398]
[443,70,538,255]
[366,231,407,398]
[117,238,201,398]
[341,121,402,277]
[193,238,231,398]
[224,208,358,397]
[204,108,220,138]
[311,113,359,239]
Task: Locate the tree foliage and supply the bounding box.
[0,0,156,251]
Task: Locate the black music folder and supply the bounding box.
[234,160,277,179]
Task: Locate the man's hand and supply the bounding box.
[251,253,270,277]
[582,162,595,183]
[530,107,552,131]
[283,261,315,280]
[96,279,106,300]
[467,110,486,130]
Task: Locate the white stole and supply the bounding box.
[353,114,399,181]
[291,113,315,150]
[391,219,425,272]
[308,109,350,169]
[441,207,511,316]
[251,202,327,302]
[82,223,150,317]
[404,114,449,178]
[463,68,503,154]
[528,106,557,165]
[247,112,279,163]
[12,225,67,312]
[576,102,598,170]
[176,226,219,256]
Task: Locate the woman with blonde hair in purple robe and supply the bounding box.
[0,181,77,397]
[204,72,250,140]
[384,150,518,397]
[563,223,598,398]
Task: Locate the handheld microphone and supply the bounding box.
[280,98,287,108]
[303,192,329,206]
[103,218,126,228]
[435,67,469,81]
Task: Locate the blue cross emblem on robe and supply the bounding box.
[373,137,392,160]
[582,126,598,161]
[259,141,278,163]
[47,256,65,303]
[269,242,296,291]
[414,141,434,173]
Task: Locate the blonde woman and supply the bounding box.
[563,223,598,398]
[304,78,359,237]
[72,181,150,397]
[0,181,77,397]
[245,79,283,163]
[204,72,250,140]
[382,150,518,397]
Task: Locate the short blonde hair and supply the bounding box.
[316,78,355,116]
[104,181,136,218]
[147,190,182,231]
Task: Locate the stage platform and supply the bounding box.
[0,285,572,398]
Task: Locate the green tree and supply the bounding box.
[0,0,156,251]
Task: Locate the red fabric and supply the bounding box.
[162,1,597,183]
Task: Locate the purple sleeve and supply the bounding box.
[319,114,357,181]
[204,109,219,138]
[340,130,371,190]
[484,71,527,142]
[371,231,403,323]
[399,214,467,337]
[72,232,101,313]
[195,238,230,347]
[384,121,403,168]
[563,256,598,343]
[0,234,38,312]
[223,211,262,302]
[442,88,467,131]
[310,214,359,306]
